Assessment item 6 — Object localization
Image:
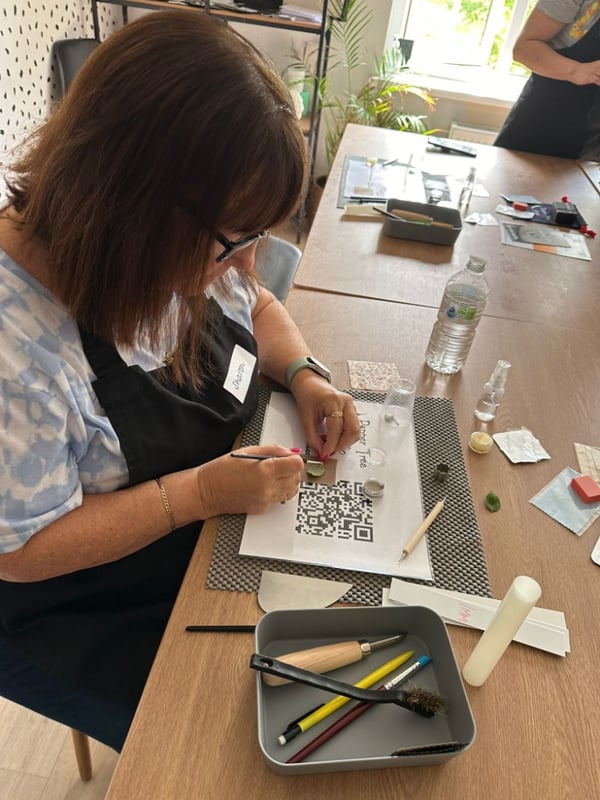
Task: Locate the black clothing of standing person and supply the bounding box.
[495,0,600,159]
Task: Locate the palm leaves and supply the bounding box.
[296,0,435,167]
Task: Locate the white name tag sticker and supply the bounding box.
[224,344,257,403]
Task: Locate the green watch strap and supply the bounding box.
[284,356,332,389]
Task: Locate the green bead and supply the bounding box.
[485,492,501,512]
[306,460,326,477]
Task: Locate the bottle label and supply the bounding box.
[443,301,477,321]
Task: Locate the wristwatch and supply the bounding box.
[284,356,332,389]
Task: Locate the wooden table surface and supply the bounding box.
[579,159,600,195]
[296,125,600,332]
[106,291,600,799]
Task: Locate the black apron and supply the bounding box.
[0,298,258,709]
[495,15,600,158]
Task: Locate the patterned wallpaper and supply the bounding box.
[0,1,121,192]
[0,3,314,194]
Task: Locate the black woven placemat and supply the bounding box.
[206,387,491,604]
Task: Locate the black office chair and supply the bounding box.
[52,38,100,99]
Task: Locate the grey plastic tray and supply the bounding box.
[254,606,475,774]
[383,198,462,245]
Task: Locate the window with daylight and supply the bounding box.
[398,0,538,80]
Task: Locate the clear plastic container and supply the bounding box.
[425,255,490,374]
[474,360,511,421]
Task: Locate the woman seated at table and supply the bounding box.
[0,11,360,752]
[495,0,600,159]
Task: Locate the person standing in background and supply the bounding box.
[495,0,600,159]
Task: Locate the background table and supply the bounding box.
[579,159,600,195]
[106,290,600,799]
[296,125,600,332]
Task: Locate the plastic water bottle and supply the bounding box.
[474,359,511,421]
[425,255,490,374]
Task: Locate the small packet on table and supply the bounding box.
[530,467,600,535]
[493,429,550,463]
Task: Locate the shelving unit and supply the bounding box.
[90,1,348,190]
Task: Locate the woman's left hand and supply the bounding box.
[290,371,361,460]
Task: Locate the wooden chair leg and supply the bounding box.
[70,728,93,782]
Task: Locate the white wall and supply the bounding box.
[1,1,511,186]
[0,1,121,172]
[128,1,405,176]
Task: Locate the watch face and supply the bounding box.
[308,357,331,380]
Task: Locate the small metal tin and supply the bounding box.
[362,477,385,499]
[433,463,450,483]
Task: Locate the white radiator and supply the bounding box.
[448,123,499,145]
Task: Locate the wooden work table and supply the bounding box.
[296,125,600,332]
[578,159,600,195]
[106,292,600,799]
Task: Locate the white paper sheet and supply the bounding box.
[387,580,570,656]
[342,156,426,203]
[239,393,433,580]
[500,222,591,261]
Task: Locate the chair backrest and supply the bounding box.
[255,236,302,303]
[52,38,100,99]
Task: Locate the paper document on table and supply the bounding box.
[339,155,426,205]
[239,392,432,580]
[500,223,591,260]
[575,443,600,483]
[387,580,570,656]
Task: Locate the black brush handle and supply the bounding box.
[249,654,433,716]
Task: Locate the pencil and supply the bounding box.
[400,498,446,560]
[277,650,414,745]
[286,655,432,764]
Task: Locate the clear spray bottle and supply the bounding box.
[474,360,511,421]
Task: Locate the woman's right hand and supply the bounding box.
[195,446,305,517]
[571,59,600,87]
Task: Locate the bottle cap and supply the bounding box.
[466,255,486,272]
[469,431,493,453]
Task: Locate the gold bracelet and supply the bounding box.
[155,477,176,532]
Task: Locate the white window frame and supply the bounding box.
[389,0,534,102]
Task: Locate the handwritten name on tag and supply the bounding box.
[224,344,256,403]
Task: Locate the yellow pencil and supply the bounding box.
[277,649,414,745]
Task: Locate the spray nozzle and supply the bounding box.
[488,360,511,389]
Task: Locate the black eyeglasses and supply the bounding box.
[215,230,269,263]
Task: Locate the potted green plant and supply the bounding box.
[291,0,436,171]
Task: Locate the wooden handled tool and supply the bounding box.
[262,634,405,687]
[390,208,435,223]
[372,206,455,230]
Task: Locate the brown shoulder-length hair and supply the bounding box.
[6,10,308,386]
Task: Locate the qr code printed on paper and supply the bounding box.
[295,480,374,543]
